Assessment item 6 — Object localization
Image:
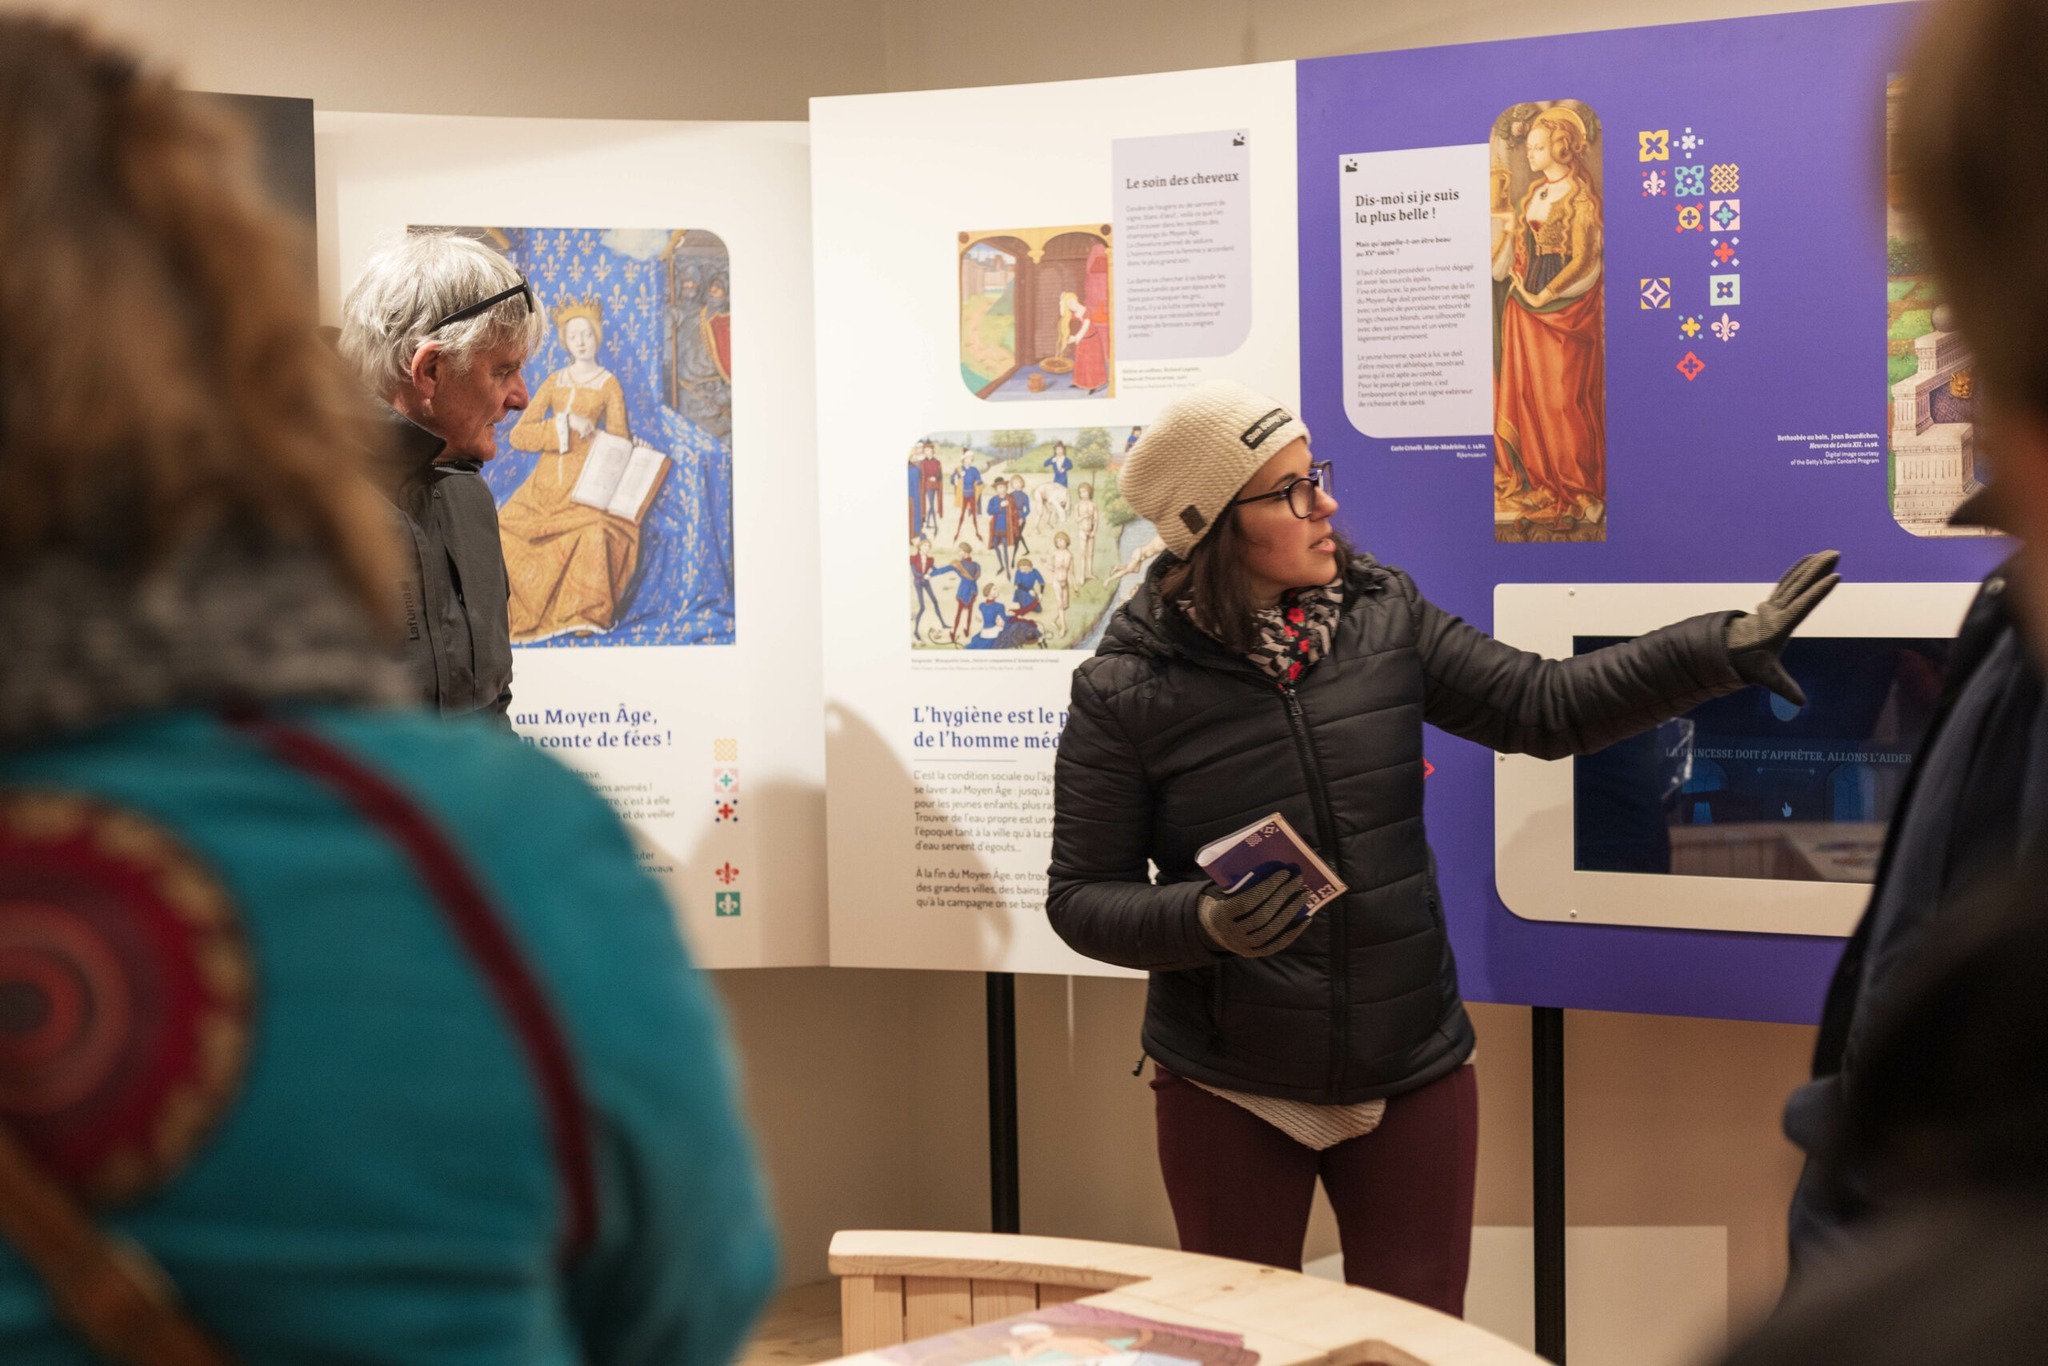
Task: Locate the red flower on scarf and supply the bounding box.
[1286,607,1305,625]
[1287,661,1303,680]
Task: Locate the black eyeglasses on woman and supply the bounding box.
[1226,460,1333,519]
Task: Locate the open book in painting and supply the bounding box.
[569,431,671,524]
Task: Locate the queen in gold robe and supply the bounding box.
[499,300,641,641]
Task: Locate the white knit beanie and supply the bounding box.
[1120,382,1312,556]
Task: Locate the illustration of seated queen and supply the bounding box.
[500,296,643,641]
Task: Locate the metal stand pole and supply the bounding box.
[1532,1005,1567,1363]
[987,972,1021,1234]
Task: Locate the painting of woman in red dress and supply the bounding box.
[1491,102,1605,543]
[1068,241,1111,394]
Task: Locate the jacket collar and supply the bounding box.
[373,407,482,495]
[384,405,443,471]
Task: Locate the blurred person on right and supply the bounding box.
[1780,0,2048,1274]
[0,18,773,1364]
[1728,860,2048,1364]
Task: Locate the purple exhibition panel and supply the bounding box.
[1295,5,2005,1023]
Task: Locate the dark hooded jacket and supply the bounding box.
[1784,562,2048,1265]
[1047,552,1747,1104]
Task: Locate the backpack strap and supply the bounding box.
[0,1123,233,1366]
[225,711,599,1262]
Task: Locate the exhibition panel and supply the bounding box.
[811,65,1302,975]
[320,114,827,968]
[811,5,2001,1023]
[1296,4,2002,1021]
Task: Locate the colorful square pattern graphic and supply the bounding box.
[1640,278,1672,310]
[715,892,742,917]
[713,738,739,763]
[714,798,739,823]
[1639,129,1670,161]
[1710,275,1742,307]
[1709,198,1741,231]
[1680,315,1703,339]
[1709,163,1740,194]
[1677,351,1706,381]
[713,765,739,796]
[1712,312,1740,343]
[1676,205,1702,233]
[1641,170,1667,197]
[1712,237,1740,268]
[1674,165,1706,197]
[1679,127,1705,157]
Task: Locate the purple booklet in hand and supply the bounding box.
[1195,812,1347,916]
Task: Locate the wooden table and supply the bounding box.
[826,1230,1544,1366]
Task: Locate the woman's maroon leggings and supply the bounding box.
[1151,1063,1479,1317]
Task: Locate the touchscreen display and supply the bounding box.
[1572,636,1950,882]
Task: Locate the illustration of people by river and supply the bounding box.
[903,427,1153,652]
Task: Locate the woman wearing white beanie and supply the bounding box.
[1048,380,1837,1314]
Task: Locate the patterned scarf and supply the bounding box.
[1245,579,1345,687]
[0,533,407,750]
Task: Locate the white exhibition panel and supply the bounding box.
[1493,581,1978,937]
[812,64,1301,974]
[318,113,826,968]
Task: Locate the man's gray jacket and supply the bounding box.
[376,410,514,719]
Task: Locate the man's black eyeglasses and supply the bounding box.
[1227,461,1333,519]
[428,277,535,334]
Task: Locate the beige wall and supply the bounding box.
[47,0,1902,119]
[37,0,1873,1341]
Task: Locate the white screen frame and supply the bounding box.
[1492,581,1977,937]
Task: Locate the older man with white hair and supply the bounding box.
[339,232,541,720]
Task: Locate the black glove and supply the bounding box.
[1725,550,1841,706]
[1197,868,1312,958]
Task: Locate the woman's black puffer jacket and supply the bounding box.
[1047,553,1746,1104]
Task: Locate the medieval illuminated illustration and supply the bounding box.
[417,226,735,645]
[1883,76,1990,538]
[960,226,1114,400]
[1489,101,1607,543]
[905,427,1155,652]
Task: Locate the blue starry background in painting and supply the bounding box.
[470,226,735,647]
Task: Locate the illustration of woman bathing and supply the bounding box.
[1069,242,1111,393]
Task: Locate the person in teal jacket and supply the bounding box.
[0,20,776,1365]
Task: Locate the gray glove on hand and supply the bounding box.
[1725,550,1841,706]
[1198,868,1312,958]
